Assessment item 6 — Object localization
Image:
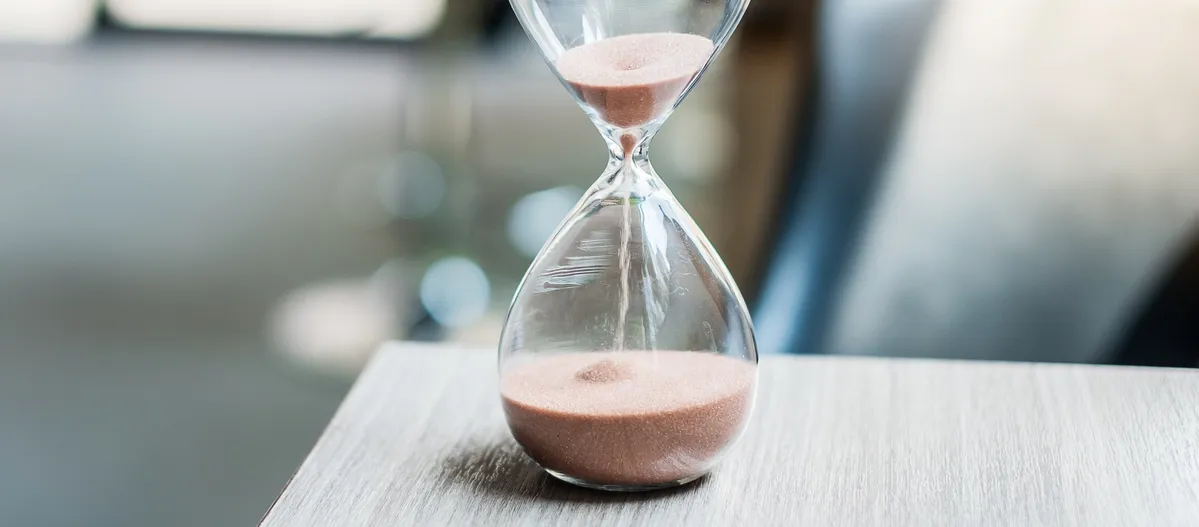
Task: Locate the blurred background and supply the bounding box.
[1,0,1196,525]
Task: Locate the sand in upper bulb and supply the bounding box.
[555,33,714,130]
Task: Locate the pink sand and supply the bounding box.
[501,351,755,486]
[555,33,715,129]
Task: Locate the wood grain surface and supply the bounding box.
[261,343,1199,526]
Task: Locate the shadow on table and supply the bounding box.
[439,436,708,503]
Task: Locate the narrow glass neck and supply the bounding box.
[604,131,653,165]
[595,120,666,194]
[598,141,661,197]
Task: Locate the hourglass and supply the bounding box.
[498,0,757,491]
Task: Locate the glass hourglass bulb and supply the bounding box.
[499,0,757,491]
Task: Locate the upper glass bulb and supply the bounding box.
[511,0,749,148]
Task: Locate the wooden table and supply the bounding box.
[262,343,1199,526]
